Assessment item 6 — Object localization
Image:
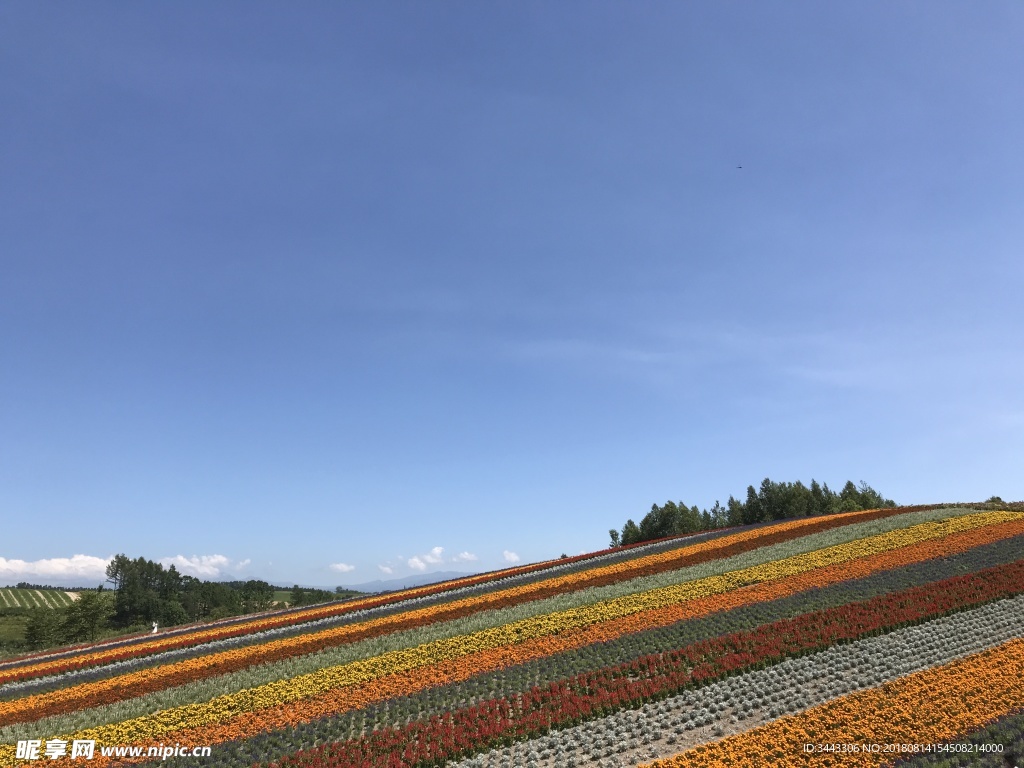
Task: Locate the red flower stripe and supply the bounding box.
[265,558,1024,768]
[0,507,909,686]
[55,517,1024,765]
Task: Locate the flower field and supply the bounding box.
[3,504,1024,768]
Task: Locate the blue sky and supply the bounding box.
[2,2,1022,588]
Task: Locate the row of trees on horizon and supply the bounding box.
[609,478,896,547]
[17,558,361,650]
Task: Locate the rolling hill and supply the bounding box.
[1,502,1023,768]
[0,589,77,610]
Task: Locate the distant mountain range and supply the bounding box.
[338,571,476,593]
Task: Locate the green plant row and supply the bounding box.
[892,708,1024,768]
[0,507,990,740]
[142,536,1024,768]
[0,590,76,611]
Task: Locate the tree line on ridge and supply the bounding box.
[609,478,895,547]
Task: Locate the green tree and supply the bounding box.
[240,580,274,613]
[856,480,894,510]
[700,509,713,531]
[786,481,812,518]
[839,480,862,512]
[678,504,702,534]
[820,482,839,514]
[756,478,781,521]
[61,590,113,642]
[639,502,677,541]
[620,519,642,546]
[25,609,62,650]
[710,500,727,528]
[726,496,744,527]
[743,485,762,525]
[608,477,894,546]
[159,600,188,627]
[809,479,827,516]
[608,529,620,547]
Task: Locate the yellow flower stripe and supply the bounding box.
[1,559,551,681]
[0,511,1015,765]
[0,511,879,718]
[4,510,860,682]
[641,637,1024,768]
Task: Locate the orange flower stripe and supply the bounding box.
[16,515,1024,768]
[0,528,740,682]
[641,637,1024,768]
[0,508,902,686]
[1,512,1013,729]
[0,555,567,682]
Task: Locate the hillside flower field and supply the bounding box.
[3,504,1024,767]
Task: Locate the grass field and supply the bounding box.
[0,615,29,653]
[0,591,76,658]
[0,588,77,609]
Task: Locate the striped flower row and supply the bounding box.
[1,511,1016,768]
[141,533,1024,768]
[642,636,1024,768]
[0,507,905,686]
[3,511,1010,728]
[252,562,1024,768]
[6,513,1019,753]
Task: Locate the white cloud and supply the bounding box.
[160,554,232,578]
[452,551,478,562]
[378,565,393,575]
[408,546,444,571]
[0,555,112,584]
[503,550,520,563]
[236,559,252,569]
[329,562,356,573]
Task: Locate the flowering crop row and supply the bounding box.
[9,512,1024,753]
[0,507,907,687]
[5,505,964,677]
[0,524,776,685]
[892,708,1024,767]
[3,506,931,702]
[6,506,969,708]
[10,533,732,674]
[151,537,1024,767]
[101,520,1024,756]
[3,511,1012,729]
[6,512,1020,751]
[24,569,1024,768]
[8,512,946,741]
[641,637,1024,768]
[235,562,1024,768]
[0,540,645,683]
[450,594,1024,768]
[2,527,732,681]
[4,516,1019,768]
[0,508,948,709]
